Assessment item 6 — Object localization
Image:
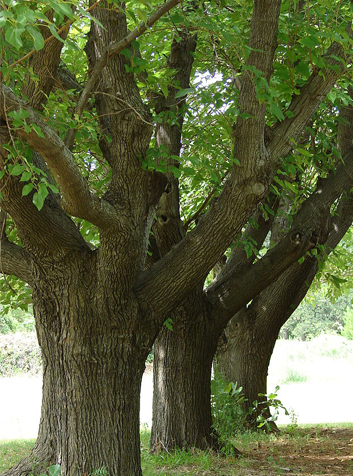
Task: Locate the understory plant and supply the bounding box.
[211,371,288,450]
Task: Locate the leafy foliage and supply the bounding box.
[280,290,352,340]
[211,370,288,450]
[342,307,353,340]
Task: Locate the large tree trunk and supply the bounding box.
[150,301,220,452]
[4,255,153,476]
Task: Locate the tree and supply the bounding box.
[217,83,353,426]
[0,0,298,474]
[1,2,352,474]
[150,0,353,447]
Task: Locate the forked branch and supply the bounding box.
[0,84,117,229]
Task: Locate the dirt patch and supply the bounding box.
[235,428,353,476]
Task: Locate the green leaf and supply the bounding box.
[168,166,181,178]
[20,171,32,182]
[5,26,25,50]
[26,26,45,51]
[175,88,194,99]
[32,183,49,211]
[48,183,59,194]
[270,103,285,121]
[136,7,148,23]
[160,83,168,99]
[49,24,65,43]
[0,11,13,28]
[299,36,320,49]
[52,2,75,19]
[181,166,195,176]
[48,464,62,476]
[10,164,26,176]
[22,183,34,196]
[163,318,173,331]
[32,124,45,138]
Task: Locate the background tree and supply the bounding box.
[217,82,353,426]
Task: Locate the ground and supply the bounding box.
[140,427,353,476]
[2,426,353,475]
[233,427,353,476]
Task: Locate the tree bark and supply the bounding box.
[217,306,284,430]
[150,299,220,452]
[3,253,154,476]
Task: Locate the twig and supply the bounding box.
[65,0,182,149]
[10,0,103,69]
[184,168,230,230]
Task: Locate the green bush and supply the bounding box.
[211,370,248,449]
[342,308,353,340]
[211,371,287,451]
[0,332,42,376]
[0,307,35,334]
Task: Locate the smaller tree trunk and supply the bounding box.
[217,259,323,432]
[150,305,219,452]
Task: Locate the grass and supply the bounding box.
[3,424,353,476]
[0,439,36,472]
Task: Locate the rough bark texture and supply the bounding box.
[3,251,156,476]
[217,259,318,426]
[150,301,219,452]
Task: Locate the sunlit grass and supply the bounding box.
[2,425,353,475]
[0,439,36,472]
[141,428,243,476]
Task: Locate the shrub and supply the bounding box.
[342,308,353,340]
[211,371,287,451]
[0,332,42,376]
[0,307,35,334]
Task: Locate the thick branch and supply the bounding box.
[207,145,353,319]
[23,11,68,112]
[207,225,318,322]
[216,194,279,284]
[0,238,33,285]
[268,38,351,165]
[0,85,117,228]
[135,1,282,318]
[232,0,281,183]
[249,257,319,336]
[72,0,182,124]
[153,30,197,256]
[243,193,353,334]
